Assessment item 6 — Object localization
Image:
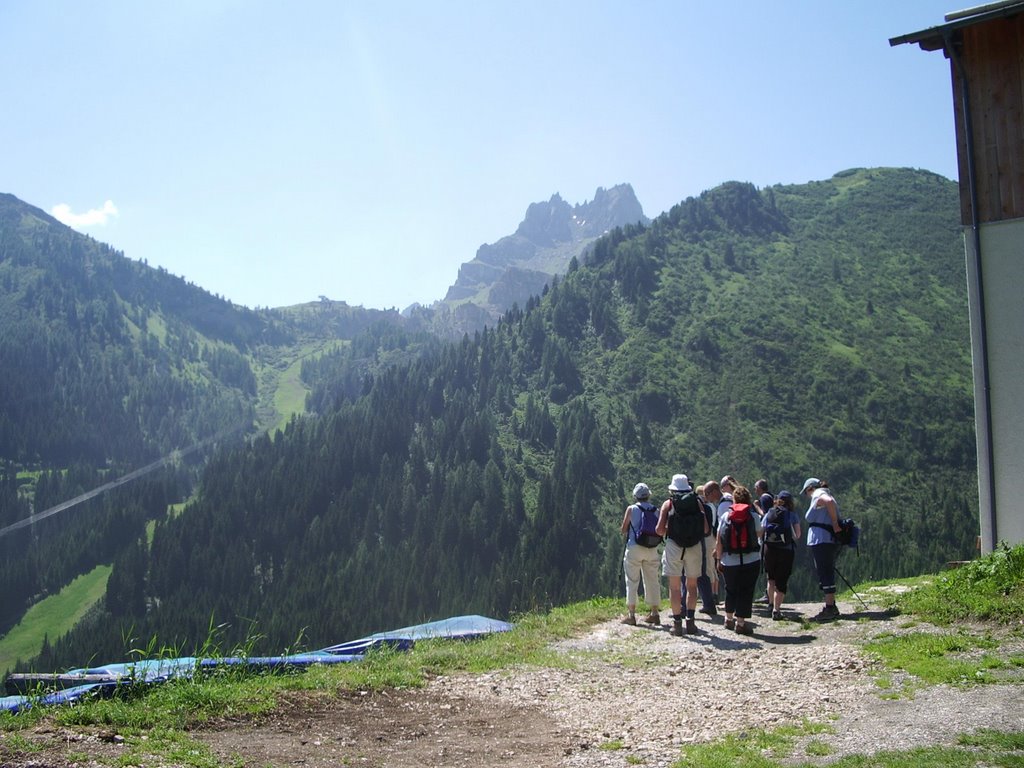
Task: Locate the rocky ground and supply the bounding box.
[1,599,1022,767]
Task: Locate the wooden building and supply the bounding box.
[892,1,1024,553]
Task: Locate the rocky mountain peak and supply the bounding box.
[515,193,573,246]
[429,184,647,336]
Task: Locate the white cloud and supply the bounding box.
[51,200,119,227]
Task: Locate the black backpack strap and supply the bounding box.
[701,501,714,532]
[808,521,838,544]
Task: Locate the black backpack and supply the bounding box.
[762,506,792,548]
[666,492,705,548]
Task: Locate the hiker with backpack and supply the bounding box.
[656,474,710,636]
[753,478,774,607]
[693,482,722,617]
[753,478,773,517]
[703,478,732,526]
[619,482,663,626]
[802,477,843,621]
[761,490,801,620]
[714,484,762,635]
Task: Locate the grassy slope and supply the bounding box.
[0,566,111,673]
[254,339,341,434]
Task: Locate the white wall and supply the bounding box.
[965,218,1024,552]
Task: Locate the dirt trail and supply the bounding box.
[2,600,1022,768]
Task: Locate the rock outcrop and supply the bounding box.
[424,184,646,336]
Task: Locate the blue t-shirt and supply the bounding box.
[805,489,838,546]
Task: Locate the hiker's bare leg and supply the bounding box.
[668,576,683,617]
[685,577,699,612]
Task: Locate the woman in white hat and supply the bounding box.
[619,482,663,626]
[656,473,708,636]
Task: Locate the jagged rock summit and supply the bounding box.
[426,184,647,336]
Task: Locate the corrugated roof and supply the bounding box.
[889,0,1024,49]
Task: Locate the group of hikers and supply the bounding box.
[620,473,845,637]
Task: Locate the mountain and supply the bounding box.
[0,193,282,465]
[421,184,648,336]
[0,195,424,649]
[33,167,977,669]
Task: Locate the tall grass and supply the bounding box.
[893,543,1024,624]
[1,599,620,734]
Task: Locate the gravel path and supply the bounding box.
[430,599,1024,767]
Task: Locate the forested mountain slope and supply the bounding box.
[0,194,283,644]
[0,194,277,466]
[0,195,406,651]
[45,167,977,668]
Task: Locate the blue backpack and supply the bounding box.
[809,517,860,553]
[632,502,663,548]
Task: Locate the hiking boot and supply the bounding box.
[735,622,754,636]
[685,618,699,635]
[699,605,718,618]
[671,619,684,637]
[621,614,637,626]
[724,618,736,631]
[643,610,661,625]
[772,610,783,621]
[812,604,841,622]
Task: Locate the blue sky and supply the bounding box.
[2,1,959,311]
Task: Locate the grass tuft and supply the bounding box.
[862,630,1016,690]
[955,728,1024,751]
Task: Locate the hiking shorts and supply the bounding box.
[763,546,796,593]
[662,538,712,581]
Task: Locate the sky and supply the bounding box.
[1,1,961,311]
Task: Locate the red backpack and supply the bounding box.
[721,503,759,556]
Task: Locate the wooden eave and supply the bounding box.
[889,0,1024,52]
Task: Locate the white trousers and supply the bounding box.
[623,543,662,608]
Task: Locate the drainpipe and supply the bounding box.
[946,31,998,550]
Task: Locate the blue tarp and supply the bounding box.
[0,615,512,714]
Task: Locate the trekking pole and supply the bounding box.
[834,565,869,610]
